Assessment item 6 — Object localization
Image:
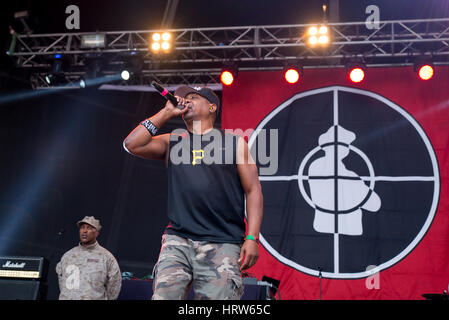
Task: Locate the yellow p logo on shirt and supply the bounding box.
[192,149,204,165]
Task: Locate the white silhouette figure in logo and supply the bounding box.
[308,126,381,236]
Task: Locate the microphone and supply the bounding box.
[151,81,184,109]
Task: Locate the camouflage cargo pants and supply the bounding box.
[152,234,244,300]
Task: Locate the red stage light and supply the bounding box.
[418,64,434,81]
[284,68,300,84]
[220,70,235,86]
[348,67,365,83]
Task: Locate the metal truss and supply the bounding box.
[8,18,449,89]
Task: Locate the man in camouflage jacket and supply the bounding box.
[56,216,122,300]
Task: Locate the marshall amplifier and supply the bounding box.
[0,256,48,300]
[0,256,46,279]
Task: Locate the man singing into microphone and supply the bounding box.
[123,85,263,300]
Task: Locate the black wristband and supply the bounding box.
[140,119,159,136]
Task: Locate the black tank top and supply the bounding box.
[165,128,245,243]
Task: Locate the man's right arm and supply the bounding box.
[123,97,188,160]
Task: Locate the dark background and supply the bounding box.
[0,0,448,299]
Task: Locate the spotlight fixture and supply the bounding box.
[81,34,106,49]
[283,65,303,84]
[120,55,143,81]
[44,73,64,86]
[414,60,434,81]
[306,24,329,47]
[151,32,172,53]
[346,62,366,83]
[14,10,30,20]
[79,77,86,88]
[220,70,234,86]
[348,67,365,83]
[220,66,238,86]
[121,70,131,81]
[44,54,66,85]
[45,74,52,85]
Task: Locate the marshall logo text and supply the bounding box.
[2,261,26,268]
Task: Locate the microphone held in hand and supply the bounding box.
[151,81,184,109]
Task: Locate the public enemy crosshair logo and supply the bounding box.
[249,86,440,279]
[298,125,381,237]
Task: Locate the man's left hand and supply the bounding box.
[239,240,259,270]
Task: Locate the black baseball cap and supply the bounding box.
[174,85,220,112]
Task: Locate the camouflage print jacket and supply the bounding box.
[56,241,122,300]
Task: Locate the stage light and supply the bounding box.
[220,66,238,86]
[161,42,170,51]
[283,65,303,84]
[318,35,329,45]
[151,32,172,53]
[44,73,65,86]
[220,71,234,86]
[119,54,143,82]
[414,58,435,81]
[162,32,171,41]
[285,69,299,83]
[79,77,86,88]
[416,64,434,81]
[309,36,318,45]
[121,70,130,81]
[306,24,329,47]
[348,67,365,83]
[308,26,318,35]
[152,33,161,41]
[44,54,66,86]
[151,42,161,51]
[14,10,30,19]
[81,34,106,49]
[345,60,366,84]
[319,26,328,35]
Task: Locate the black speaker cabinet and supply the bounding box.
[0,279,46,300]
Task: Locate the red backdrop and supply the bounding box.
[222,66,449,300]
